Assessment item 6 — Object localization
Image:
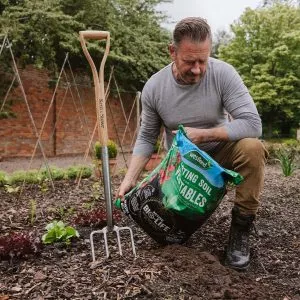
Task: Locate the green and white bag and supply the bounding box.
[115,125,243,244]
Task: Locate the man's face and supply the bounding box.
[169,38,211,85]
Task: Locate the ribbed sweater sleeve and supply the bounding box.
[220,64,262,140]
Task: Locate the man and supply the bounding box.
[117,17,268,271]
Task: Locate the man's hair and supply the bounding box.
[173,17,212,46]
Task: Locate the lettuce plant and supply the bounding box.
[42,221,79,245]
[0,231,41,259]
[74,208,121,228]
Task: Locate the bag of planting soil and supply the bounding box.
[115,125,243,244]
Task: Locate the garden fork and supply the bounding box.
[79,30,136,261]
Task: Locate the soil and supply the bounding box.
[0,161,300,300]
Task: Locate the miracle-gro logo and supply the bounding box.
[185,151,211,169]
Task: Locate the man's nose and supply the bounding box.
[191,62,201,75]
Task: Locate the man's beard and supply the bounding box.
[178,72,202,85]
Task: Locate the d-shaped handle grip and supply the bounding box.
[79,30,110,146]
[79,30,109,41]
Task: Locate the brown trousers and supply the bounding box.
[209,138,268,215]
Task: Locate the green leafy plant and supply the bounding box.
[276,147,297,176]
[42,221,79,246]
[39,181,49,193]
[4,184,20,194]
[0,110,16,119]
[94,140,118,160]
[0,171,7,186]
[65,166,79,180]
[91,182,101,201]
[41,166,65,181]
[65,165,92,180]
[7,170,42,185]
[29,199,37,225]
[78,165,93,178]
[6,171,27,185]
[55,206,75,221]
[0,0,170,92]
[4,166,92,186]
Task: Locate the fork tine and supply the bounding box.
[114,226,123,256]
[90,227,110,262]
[90,226,136,262]
[116,226,137,257]
[102,227,110,258]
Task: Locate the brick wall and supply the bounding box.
[0,66,138,158]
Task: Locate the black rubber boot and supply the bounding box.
[225,206,255,271]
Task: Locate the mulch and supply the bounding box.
[0,164,299,300]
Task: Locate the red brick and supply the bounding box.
[0,66,137,158]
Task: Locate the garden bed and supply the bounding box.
[0,164,299,299]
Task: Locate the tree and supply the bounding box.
[61,0,172,90]
[211,29,232,58]
[0,0,83,69]
[219,1,300,137]
[0,0,172,92]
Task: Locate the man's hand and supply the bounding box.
[115,154,150,200]
[172,126,228,143]
[116,177,136,199]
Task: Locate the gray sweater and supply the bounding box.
[133,58,262,156]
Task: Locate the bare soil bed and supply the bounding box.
[0,164,299,300]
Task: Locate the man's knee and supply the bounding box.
[236,138,267,165]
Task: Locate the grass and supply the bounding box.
[276,147,297,176]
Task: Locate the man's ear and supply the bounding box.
[169,43,176,61]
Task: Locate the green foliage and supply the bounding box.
[0,0,172,91]
[264,138,300,164]
[29,199,37,225]
[6,171,26,185]
[55,206,75,220]
[0,36,18,119]
[42,220,79,245]
[79,165,93,178]
[0,0,83,69]
[2,165,92,186]
[39,181,49,193]
[282,139,300,148]
[42,165,92,181]
[219,2,300,137]
[0,110,17,119]
[65,165,92,179]
[0,171,7,186]
[91,181,101,201]
[94,140,118,159]
[276,147,297,176]
[4,184,20,193]
[7,169,42,185]
[65,166,80,179]
[41,166,65,181]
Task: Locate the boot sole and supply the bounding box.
[224,259,250,272]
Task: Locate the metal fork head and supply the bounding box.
[90,225,136,262]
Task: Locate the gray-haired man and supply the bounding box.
[117,17,268,271]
